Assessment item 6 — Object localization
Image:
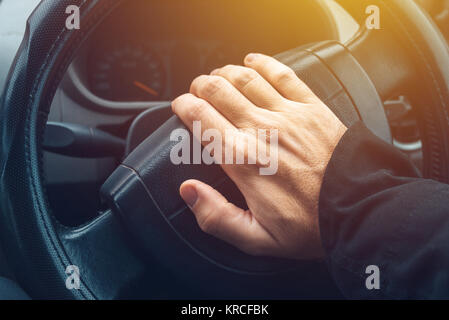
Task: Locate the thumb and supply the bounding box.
[179,179,277,256]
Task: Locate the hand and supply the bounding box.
[172,53,347,260]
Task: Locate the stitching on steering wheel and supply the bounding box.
[381,1,449,117]
[381,0,449,180]
[24,0,99,300]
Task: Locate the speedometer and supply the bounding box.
[89,45,166,102]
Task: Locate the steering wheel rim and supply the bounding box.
[1,0,449,299]
[341,0,449,181]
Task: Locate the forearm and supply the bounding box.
[319,121,449,299]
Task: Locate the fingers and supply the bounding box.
[172,93,236,137]
[211,65,285,110]
[179,180,277,256]
[244,53,319,104]
[190,75,260,127]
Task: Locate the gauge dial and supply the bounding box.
[90,45,166,102]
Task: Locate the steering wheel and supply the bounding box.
[1,0,449,299]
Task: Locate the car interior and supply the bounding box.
[0,0,449,300]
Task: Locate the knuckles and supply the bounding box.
[171,93,209,121]
[171,93,191,115]
[191,75,226,98]
[222,65,259,88]
[273,67,296,85]
[186,99,208,121]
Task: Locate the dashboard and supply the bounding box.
[14,0,349,226]
[66,0,342,111]
[10,0,443,227]
[0,0,445,227]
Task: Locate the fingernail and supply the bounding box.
[245,53,258,63]
[180,185,198,208]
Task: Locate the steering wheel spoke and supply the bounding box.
[58,211,150,299]
[346,27,416,100]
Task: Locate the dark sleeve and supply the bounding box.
[319,121,449,299]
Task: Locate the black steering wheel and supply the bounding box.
[1,0,449,299]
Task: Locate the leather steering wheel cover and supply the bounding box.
[341,0,449,182]
[0,0,337,299]
[0,0,124,300]
[383,0,449,182]
[2,0,449,300]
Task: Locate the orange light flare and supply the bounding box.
[133,80,159,97]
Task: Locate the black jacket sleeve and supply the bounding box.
[319,121,449,299]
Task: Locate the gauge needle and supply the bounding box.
[133,80,159,97]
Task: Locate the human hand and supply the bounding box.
[172,53,347,260]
